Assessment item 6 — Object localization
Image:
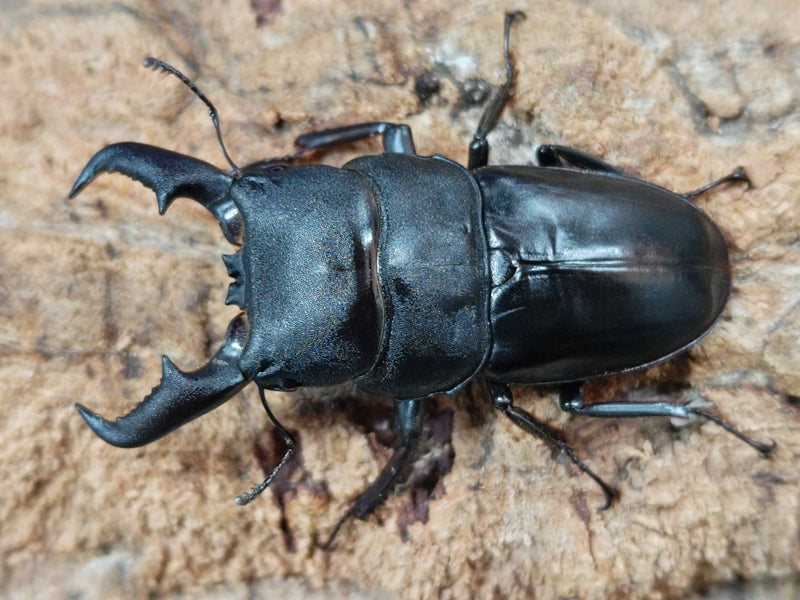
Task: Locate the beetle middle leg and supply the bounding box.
[467,11,526,170]
[489,382,617,509]
[321,398,425,549]
[558,382,775,454]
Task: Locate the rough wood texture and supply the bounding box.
[1,1,798,598]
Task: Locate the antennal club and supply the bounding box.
[142,57,242,177]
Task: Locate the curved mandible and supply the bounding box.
[75,314,250,448]
[69,141,242,244]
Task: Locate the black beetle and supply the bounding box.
[70,13,774,545]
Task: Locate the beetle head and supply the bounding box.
[69,58,383,449]
[69,147,383,446]
[225,167,382,390]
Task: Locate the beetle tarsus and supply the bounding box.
[467,10,526,170]
[687,408,776,455]
[490,382,618,510]
[235,386,297,505]
[319,509,354,552]
[683,166,751,200]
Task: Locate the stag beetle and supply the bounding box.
[71,12,774,545]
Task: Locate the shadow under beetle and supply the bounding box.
[70,12,774,546]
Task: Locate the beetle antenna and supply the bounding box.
[142,57,243,177]
[234,386,297,506]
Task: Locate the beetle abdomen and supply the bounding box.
[478,166,730,383]
[346,154,491,399]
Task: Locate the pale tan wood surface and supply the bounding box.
[1,1,798,598]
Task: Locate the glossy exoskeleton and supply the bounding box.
[70,13,774,546]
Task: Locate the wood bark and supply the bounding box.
[1,1,798,598]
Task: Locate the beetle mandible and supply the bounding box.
[70,12,774,546]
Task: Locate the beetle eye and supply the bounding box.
[280,378,300,391]
[265,164,286,184]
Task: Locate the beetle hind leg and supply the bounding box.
[682,167,751,200]
[558,383,775,455]
[535,147,753,203]
[535,144,625,174]
[489,382,617,509]
[320,398,424,550]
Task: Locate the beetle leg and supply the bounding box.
[295,122,416,154]
[468,11,526,170]
[682,167,751,200]
[75,314,249,448]
[535,144,624,174]
[489,382,617,509]
[537,147,753,204]
[234,386,297,505]
[558,383,775,455]
[320,398,424,550]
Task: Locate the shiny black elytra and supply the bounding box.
[70,12,774,546]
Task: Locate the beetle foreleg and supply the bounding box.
[321,398,424,550]
[489,382,617,509]
[295,122,416,155]
[234,386,297,505]
[75,314,249,448]
[558,383,775,455]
